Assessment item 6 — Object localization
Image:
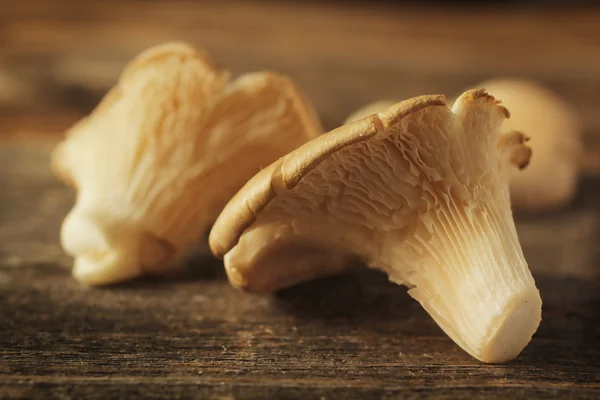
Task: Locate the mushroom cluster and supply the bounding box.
[210,90,542,363]
[52,41,543,363]
[52,42,322,285]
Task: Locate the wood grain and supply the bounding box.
[1,1,600,398]
[1,137,599,399]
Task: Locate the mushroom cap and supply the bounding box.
[344,100,398,124]
[210,89,541,363]
[470,78,582,211]
[211,91,518,259]
[51,41,228,189]
[210,94,445,259]
[52,41,322,285]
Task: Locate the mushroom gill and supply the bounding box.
[51,41,322,285]
[210,89,542,363]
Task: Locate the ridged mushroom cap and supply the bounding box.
[210,89,541,363]
[51,41,322,285]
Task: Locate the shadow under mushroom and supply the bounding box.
[271,267,445,337]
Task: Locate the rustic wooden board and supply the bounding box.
[1,139,599,399]
[1,0,600,398]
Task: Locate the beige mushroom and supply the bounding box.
[347,79,582,212]
[210,90,542,363]
[51,41,322,286]
[344,100,397,124]
[470,78,582,211]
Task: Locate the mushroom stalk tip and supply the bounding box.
[382,196,542,363]
[60,205,175,285]
[478,288,542,363]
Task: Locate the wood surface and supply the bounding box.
[1,1,599,399]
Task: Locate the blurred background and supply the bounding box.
[1,0,599,275]
[1,3,599,396]
[1,0,599,136]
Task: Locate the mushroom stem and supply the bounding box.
[378,189,541,363]
[61,199,174,286]
[210,91,542,363]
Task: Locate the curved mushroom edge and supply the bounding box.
[209,94,449,258]
[232,70,323,141]
[344,100,398,124]
[120,41,222,86]
[50,41,226,189]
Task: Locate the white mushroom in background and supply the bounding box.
[210,90,542,363]
[470,78,582,211]
[348,79,583,211]
[345,100,396,124]
[51,42,322,286]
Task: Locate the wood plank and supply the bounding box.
[0,137,599,399]
[1,1,600,397]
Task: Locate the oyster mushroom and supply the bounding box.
[347,80,582,212]
[471,78,582,211]
[344,100,396,124]
[51,42,322,285]
[210,90,542,363]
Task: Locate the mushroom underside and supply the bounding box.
[216,93,541,363]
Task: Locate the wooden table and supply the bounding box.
[1,1,599,398]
